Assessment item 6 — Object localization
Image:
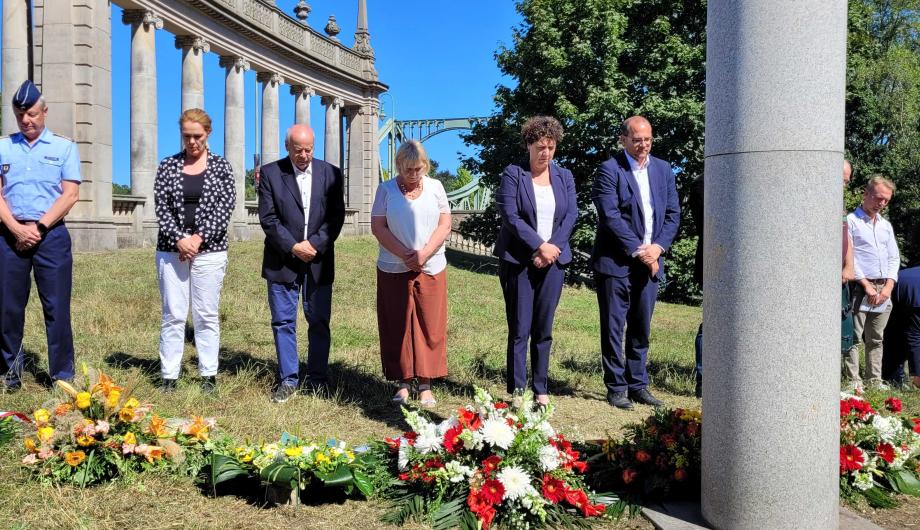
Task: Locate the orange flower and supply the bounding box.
[54,403,73,416]
[183,416,209,442]
[143,445,165,463]
[24,438,38,453]
[91,372,123,397]
[118,407,136,422]
[147,414,170,438]
[65,451,86,467]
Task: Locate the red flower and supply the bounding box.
[840,445,865,474]
[884,397,903,413]
[482,455,502,475]
[443,424,465,454]
[481,479,505,505]
[458,408,482,430]
[635,450,651,463]
[661,434,677,449]
[913,418,920,434]
[840,400,852,417]
[686,422,699,437]
[571,460,588,473]
[478,506,497,529]
[398,472,409,481]
[541,475,566,504]
[403,431,418,446]
[565,488,590,510]
[673,468,688,481]
[384,436,402,450]
[582,503,606,517]
[467,490,497,529]
[622,468,639,484]
[847,398,874,419]
[494,402,509,410]
[876,443,896,464]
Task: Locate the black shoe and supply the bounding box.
[629,388,664,407]
[201,376,216,394]
[159,378,177,393]
[694,380,702,399]
[607,391,634,409]
[272,384,297,403]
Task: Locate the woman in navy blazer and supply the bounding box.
[493,116,578,406]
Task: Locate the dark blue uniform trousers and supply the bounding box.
[0,224,75,384]
[595,267,658,394]
[499,259,565,395]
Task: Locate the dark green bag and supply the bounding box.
[842,283,856,352]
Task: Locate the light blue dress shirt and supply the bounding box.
[0,127,81,220]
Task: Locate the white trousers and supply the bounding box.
[156,251,228,379]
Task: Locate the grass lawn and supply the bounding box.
[0,236,916,529]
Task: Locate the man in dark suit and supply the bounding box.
[591,116,680,409]
[882,266,920,387]
[258,124,345,403]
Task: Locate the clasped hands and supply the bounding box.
[636,243,662,277]
[863,284,892,307]
[12,221,42,252]
[532,242,561,268]
[403,247,432,272]
[177,234,204,262]
[292,240,318,263]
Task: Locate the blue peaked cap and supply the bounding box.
[12,80,42,110]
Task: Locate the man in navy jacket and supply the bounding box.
[258,124,345,403]
[591,116,680,409]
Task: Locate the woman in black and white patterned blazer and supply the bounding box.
[153,108,236,394]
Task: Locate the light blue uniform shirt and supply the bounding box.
[0,127,81,220]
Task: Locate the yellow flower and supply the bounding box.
[91,372,122,397]
[75,392,92,410]
[118,407,136,422]
[315,453,329,463]
[36,426,55,443]
[284,446,302,457]
[76,435,95,447]
[24,438,38,453]
[106,389,122,409]
[123,432,137,445]
[123,397,140,409]
[680,409,702,422]
[345,451,355,461]
[65,451,86,467]
[33,409,51,424]
[147,414,169,438]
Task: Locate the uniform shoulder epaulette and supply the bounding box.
[51,133,74,142]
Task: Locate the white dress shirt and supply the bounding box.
[294,160,312,240]
[624,151,655,248]
[848,206,900,282]
[533,182,556,242]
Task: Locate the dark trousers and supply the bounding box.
[267,275,332,387]
[499,260,565,395]
[882,305,920,383]
[0,224,75,383]
[595,267,658,394]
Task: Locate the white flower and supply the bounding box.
[480,419,516,449]
[853,471,875,491]
[538,445,561,471]
[497,466,534,500]
[537,421,555,439]
[444,460,475,483]
[414,425,443,454]
[397,443,409,471]
[872,415,901,442]
[437,416,459,437]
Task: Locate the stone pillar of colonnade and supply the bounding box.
[258,72,282,166]
[2,0,30,136]
[123,9,162,245]
[220,56,249,240]
[291,85,314,126]
[322,96,343,169]
[701,1,847,529]
[176,35,209,112]
[345,104,379,235]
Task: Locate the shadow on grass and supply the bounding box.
[560,355,696,398]
[439,354,581,400]
[445,248,499,276]
[14,349,54,388]
[198,475,355,508]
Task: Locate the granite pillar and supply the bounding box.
[322,96,343,168]
[2,0,30,136]
[176,36,209,111]
[258,72,282,165]
[220,56,249,239]
[701,2,847,529]
[291,85,313,126]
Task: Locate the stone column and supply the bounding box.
[322,96,343,168]
[176,36,209,111]
[701,2,847,529]
[124,9,163,241]
[220,56,249,239]
[258,72,283,165]
[291,85,314,126]
[2,0,30,136]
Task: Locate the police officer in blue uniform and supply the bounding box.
[0,80,81,391]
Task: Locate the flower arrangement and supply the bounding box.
[839,392,920,507]
[209,433,376,503]
[20,370,218,486]
[373,387,618,530]
[587,407,701,501]
[0,412,28,448]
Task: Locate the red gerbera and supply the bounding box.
[482,455,502,475]
[840,399,852,417]
[443,424,465,454]
[481,479,505,505]
[840,445,865,474]
[458,408,482,430]
[565,487,590,509]
[913,418,920,434]
[885,397,903,413]
[541,475,566,504]
[877,442,897,464]
[494,402,509,410]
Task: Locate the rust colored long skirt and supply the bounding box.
[377,268,448,380]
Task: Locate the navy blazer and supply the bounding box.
[493,161,578,265]
[590,152,680,279]
[895,266,920,308]
[258,157,345,285]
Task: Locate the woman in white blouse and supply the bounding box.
[493,116,577,407]
[371,140,452,407]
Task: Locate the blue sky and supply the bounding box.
[92,0,520,184]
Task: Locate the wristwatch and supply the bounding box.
[37,222,49,237]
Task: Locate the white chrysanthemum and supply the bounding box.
[537,421,555,439]
[497,466,534,500]
[538,445,561,471]
[853,471,875,491]
[872,415,901,442]
[480,419,516,449]
[437,416,459,437]
[397,442,409,470]
[414,425,443,454]
[468,429,485,451]
[444,460,475,483]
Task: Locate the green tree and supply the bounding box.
[845,0,920,266]
[461,0,706,290]
[112,182,131,195]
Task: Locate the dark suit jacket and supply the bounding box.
[493,161,578,265]
[590,152,680,279]
[258,157,345,285]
